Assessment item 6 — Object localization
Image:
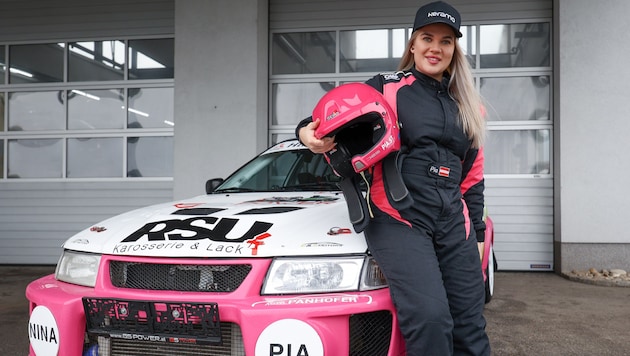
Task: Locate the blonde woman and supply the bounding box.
[297,1,490,354]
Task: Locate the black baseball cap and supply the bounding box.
[413,1,462,38]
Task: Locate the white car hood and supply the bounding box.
[63,192,367,258]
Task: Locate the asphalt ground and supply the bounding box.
[2,266,630,356]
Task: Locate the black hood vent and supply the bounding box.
[237,206,303,215]
[172,208,226,216]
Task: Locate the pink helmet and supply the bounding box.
[313,83,400,178]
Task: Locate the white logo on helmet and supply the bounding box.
[381,135,395,151]
[325,110,340,121]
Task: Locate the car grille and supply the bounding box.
[109,261,252,292]
[349,310,393,356]
[88,322,244,356]
[86,311,394,356]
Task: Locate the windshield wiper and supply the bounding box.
[212,187,255,193]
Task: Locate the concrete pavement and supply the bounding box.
[2,266,629,355]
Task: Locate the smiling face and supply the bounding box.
[410,23,456,82]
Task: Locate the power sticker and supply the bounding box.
[28,306,60,356]
[255,319,324,356]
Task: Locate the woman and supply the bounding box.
[296,1,490,354]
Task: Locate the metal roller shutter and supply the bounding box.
[269,0,554,271]
[0,0,174,264]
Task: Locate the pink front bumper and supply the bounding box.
[26,256,404,356]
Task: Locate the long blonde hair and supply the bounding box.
[398,31,486,148]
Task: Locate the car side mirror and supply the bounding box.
[205,178,224,194]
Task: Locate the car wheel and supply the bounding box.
[484,247,496,304]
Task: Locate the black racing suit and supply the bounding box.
[296,68,489,355]
[363,69,489,356]
[365,69,486,244]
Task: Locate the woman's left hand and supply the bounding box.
[299,118,336,154]
[477,242,484,261]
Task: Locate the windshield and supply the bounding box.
[214,146,342,193]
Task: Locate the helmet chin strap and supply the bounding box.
[338,151,413,233]
[359,170,374,219]
[338,175,371,233]
[382,151,411,205]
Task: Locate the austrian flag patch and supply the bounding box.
[429,164,451,178]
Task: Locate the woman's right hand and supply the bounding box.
[299,118,336,154]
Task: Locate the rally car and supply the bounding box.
[26,139,495,356]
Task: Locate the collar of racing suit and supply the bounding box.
[411,66,451,91]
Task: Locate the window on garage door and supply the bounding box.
[269,21,552,178]
[0,39,174,179]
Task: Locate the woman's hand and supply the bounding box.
[477,242,485,261]
[299,118,336,154]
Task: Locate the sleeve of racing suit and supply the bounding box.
[460,146,486,242]
[295,116,312,144]
[364,75,385,92]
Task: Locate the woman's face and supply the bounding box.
[411,23,456,82]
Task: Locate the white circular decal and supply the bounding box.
[28,306,60,356]
[255,319,324,356]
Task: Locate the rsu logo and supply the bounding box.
[121,216,273,243]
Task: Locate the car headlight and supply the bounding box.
[261,256,387,295]
[55,250,101,287]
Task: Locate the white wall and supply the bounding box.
[557,0,630,244]
[556,0,630,271]
[173,0,269,199]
